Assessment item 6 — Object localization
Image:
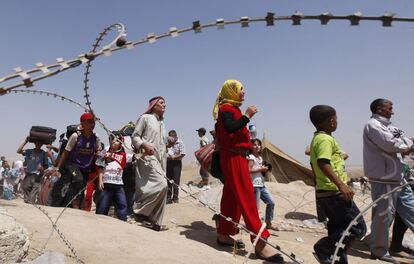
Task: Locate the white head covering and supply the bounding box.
[13,160,23,170]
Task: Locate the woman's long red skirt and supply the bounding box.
[217,150,270,241]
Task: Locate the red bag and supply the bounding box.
[194,143,215,172]
[38,178,53,205]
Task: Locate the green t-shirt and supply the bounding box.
[310,131,347,191]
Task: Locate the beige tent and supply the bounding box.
[261,137,314,186]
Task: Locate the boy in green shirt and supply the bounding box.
[309,105,366,264]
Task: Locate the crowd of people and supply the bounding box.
[306,99,414,264]
[207,80,414,264]
[2,79,414,264]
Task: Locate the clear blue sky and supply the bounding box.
[1,0,413,166]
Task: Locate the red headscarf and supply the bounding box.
[142,96,165,116]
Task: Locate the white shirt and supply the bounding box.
[200,136,210,148]
[247,154,265,187]
[98,147,133,185]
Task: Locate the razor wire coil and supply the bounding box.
[0,183,84,264]
[331,174,414,264]
[3,11,414,264]
[83,23,127,112]
[1,12,414,94]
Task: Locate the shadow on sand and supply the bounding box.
[284,211,317,221]
[179,221,248,256]
[179,221,298,263]
[348,236,413,264]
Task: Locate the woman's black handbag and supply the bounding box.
[211,151,224,184]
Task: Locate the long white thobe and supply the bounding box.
[132,113,168,225]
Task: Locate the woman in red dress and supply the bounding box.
[213,80,283,263]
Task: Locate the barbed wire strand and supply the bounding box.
[6,89,133,260]
[145,158,303,263]
[83,23,126,112]
[8,85,303,263]
[1,12,414,93]
[3,13,413,263]
[331,174,414,264]
[0,183,84,263]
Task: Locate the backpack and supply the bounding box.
[119,122,135,136]
[66,124,78,139]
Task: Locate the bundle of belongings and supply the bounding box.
[27,126,57,145]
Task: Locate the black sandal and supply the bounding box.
[152,224,169,232]
[212,214,220,228]
[216,238,245,250]
[134,214,149,223]
[142,221,169,231]
[312,252,330,264]
[256,252,284,263]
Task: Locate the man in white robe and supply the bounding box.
[132,96,168,231]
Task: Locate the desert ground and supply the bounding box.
[1,164,414,264]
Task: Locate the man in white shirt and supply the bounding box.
[166,130,185,203]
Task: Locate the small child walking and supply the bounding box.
[1,160,13,200]
[95,134,131,221]
[247,138,276,230]
[309,105,366,264]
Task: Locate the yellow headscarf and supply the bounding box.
[212,79,244,120]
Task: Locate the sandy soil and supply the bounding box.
[1,165,413,264]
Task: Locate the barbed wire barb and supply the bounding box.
[2,13,414,93]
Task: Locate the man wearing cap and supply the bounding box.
[196,127,210,187]
[55,112,101,209]
[132,96,168,231]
